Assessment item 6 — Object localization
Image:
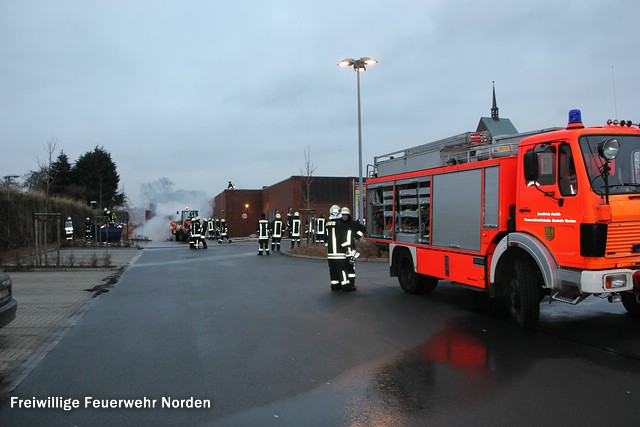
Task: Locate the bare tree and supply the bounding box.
[34,136,59,264]
[140,177,175,204]
[36,136,59,214]
[301,145,316,209]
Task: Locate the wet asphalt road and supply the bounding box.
[1,241,639,426]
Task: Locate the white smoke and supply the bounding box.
[133,190,212,242]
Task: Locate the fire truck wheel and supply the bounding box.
[621,291,640,317]
[419,275,438,294]
[396,251,437,294]
[509,258,541,329]
[397,251,420,294]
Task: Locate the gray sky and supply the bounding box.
[2,0,639,207]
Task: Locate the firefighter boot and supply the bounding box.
[343,280,356,292]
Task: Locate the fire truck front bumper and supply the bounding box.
[580,269,635,294]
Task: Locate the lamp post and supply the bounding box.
[338,56,378,223]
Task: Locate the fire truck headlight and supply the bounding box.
[598,138,620,160]
[604,274,627,289]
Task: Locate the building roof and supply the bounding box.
[476,116,518,136]
[475,82,518,136]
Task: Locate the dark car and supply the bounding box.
[0,270,17,328]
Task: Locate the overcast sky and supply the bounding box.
[2,0,639,208]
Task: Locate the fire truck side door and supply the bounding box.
[518,141,581,261]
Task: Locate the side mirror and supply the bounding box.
[523,150,539,181]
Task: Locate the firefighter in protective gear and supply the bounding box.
[315,213,326,244]
[219,218,231,243]
[286,207,293,236]
[189,216,207,249]
[64,217,74,241]
[257,213,270,255]
[214,218,221,241]
[206,218,215,240]
[290,211,301,249]
[339,207,365,292]
[84,217,93,241]
[270,212,284,252]
[325,205,345,291]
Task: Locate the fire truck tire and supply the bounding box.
[396,251,438,294]
[509,258,540,329]
[420,275,438,294]
[397,251,419,294]
[621,292,640,317]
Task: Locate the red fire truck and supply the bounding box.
[365,110,640,328]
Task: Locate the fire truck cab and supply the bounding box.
[366,110,640,328]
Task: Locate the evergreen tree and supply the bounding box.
[50,151,72,196]
[71,146,125,209]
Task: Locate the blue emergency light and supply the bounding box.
[568,109,582,124]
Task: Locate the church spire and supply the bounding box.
[491,81,499,120]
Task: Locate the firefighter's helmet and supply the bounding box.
[340,207,351,215]
[275,213,281,219]
[330,205,340,216]
[294,211,300,217]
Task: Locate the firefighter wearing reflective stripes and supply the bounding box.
[213,218,221,241]
[206,218,215,240]
[189,216,207,249]
[325,205,345,291]
[315,213,326,244]
[257,213,270,255]
[270,212,284,252]
[84,217,93,241]
[290,211,301,249]
[339,207,365,291]
[219,219,231,243]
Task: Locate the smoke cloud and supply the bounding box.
[133,190,212,242]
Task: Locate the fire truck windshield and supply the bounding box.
[579,134,640,195]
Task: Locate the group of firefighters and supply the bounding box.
[256,205,365,292]
[64,209,117,242]
[256,208,324,255]
[187,217,232,249]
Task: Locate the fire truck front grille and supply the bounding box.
[606,222,640,258]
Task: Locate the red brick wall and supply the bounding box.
[212,176,357,237]
[213,189,262,238]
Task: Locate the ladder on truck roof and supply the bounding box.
[372,127,562,177]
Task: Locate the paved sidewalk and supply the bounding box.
[0,247,142,398]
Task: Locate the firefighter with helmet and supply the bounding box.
[270,211,284,252]
[290,211,301,249]
[325,205,345,291]
[84,217,93,241]
[339,206,365,292]
[219,218,231,243]
[257,213,270,255]
[189,216,207,249]
[206,217,215,240]
[64,217,74,241]
[315,212,326,244]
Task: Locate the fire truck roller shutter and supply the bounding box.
[431,169,482,251]
[490,232,558,292]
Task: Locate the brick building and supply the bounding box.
[213,176,358,238]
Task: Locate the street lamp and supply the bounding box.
[337,56,378,223]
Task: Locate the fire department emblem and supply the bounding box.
[544,226,555,241]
